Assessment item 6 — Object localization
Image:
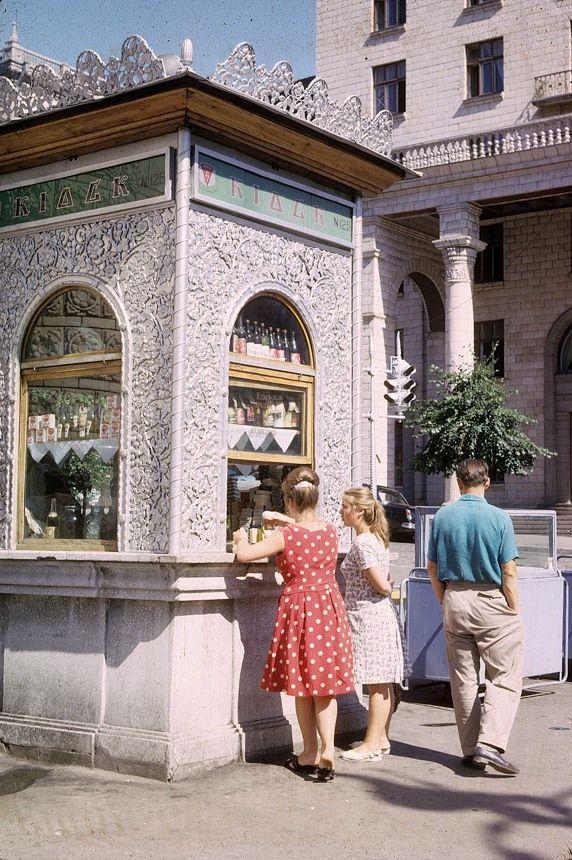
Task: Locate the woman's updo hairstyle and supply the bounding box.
[342,486,390,548]
[281,466,319,513]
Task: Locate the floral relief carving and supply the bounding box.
[182,208,352,551]
[0,207,175,551]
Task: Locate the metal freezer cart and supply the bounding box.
[399,508,569,689]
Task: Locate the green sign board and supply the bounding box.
[194,152,353,247]
[0,154,169,230]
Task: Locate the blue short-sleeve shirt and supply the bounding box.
[427,494,518,585]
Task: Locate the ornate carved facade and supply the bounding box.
[182,207,353,551]
[0,207,175,552]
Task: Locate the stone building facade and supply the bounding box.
[318,0,572,511]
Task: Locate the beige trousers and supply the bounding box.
[442,582,524,756]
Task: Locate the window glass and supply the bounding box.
[24,372,120,543]
[467,38,504,97]
[20,287,122,548]
[374,0,406,30]
[474,318,504,377]
[475,223,504,283]
[374,61,406,113]
[230,295,311,366]
[228,382,306,458]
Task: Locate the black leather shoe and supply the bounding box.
[473,744,520,775]
[461,755,486,771]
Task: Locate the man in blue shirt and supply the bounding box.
[427,459,523,775]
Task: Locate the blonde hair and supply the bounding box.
[343,487,390,548]
[282,466,319,513]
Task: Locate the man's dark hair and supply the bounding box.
[456,458,489,487]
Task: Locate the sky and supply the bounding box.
[1,0,316,79]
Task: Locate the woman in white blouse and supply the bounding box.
[339,486,408,761]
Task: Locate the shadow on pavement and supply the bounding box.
[0,766,51,796]
[341,764,572,860]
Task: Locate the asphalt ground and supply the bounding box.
[0,680,570,860]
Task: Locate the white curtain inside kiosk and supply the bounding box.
[27,439,119,465]
[227,423,298,453]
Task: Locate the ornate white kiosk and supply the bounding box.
[0,36,408,778]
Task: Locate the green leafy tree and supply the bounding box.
[405,355,555,478]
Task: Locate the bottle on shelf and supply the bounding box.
[276,329,286,362]
[237,317,247,355]
[231,320,240,353]
[269,327,278,360]
[253,321,262,357]
[290,330,301,364]
[246,398,256,425]
[45,498,59,540]
[246,319,256,356]
[260,324,270,358]
[282,329,291,362]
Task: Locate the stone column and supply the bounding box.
[433,204,485,501]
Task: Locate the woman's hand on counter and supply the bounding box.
[262,511,295,528]
[233,527,285,564]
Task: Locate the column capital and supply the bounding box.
[433,235,486,253]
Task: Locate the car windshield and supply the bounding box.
[377,487,408,506]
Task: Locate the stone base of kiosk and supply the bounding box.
[0,555,366,781]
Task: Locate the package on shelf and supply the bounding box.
[33,426,58,443]
[29,413,56,430]
[105,394,119,409]
[100,420,120,439]
[78,407,88,428]
[26,429,35,443]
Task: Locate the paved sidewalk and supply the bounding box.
[1,682,571,860]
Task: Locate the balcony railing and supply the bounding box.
[394,115,572,170]
[534,70,572,103]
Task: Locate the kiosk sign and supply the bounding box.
[194,150,353,248]
[0,153,170,231]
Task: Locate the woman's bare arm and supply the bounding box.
[363,565,393,596]
[233,527,285,563]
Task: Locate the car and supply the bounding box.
[376,485,415,541]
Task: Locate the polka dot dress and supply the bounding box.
[260,523,354,697]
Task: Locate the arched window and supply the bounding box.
[559,328,572,372]
[226,294,314,542]
[19,288,122,549]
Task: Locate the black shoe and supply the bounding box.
[315,766,335,782]
[284,754,318,776]
[461,755,486,771]
[473,744,520,775]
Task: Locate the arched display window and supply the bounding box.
[226,294,314,541]
[18,288,122,549]
[559,328,572,372]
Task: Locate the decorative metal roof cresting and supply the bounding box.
[0,35,393,157]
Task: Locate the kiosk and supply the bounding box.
[0,36,408,778]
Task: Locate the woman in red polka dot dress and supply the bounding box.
[233,466,354,781]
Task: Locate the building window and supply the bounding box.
[19,288,122,549]
[467,38,503,98]
[374,0,406,30]
[227,294,314,543]
[467,0,498,5]
[475,319,504,377]
[475,223,504,283]
[374,61,406,114]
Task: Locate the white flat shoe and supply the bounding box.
[340,746,391,761]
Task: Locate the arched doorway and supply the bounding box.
[544,310,572,506]
[392,271,445,504]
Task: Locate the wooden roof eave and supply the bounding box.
[0,71,413,194]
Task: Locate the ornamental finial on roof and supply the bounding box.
[8,22,19,45]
